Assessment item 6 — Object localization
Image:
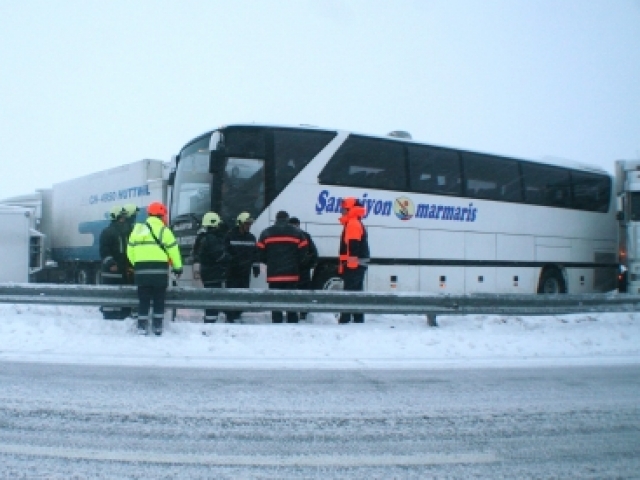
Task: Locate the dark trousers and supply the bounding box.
[225,275,250,321]
[339,266,366,324]
[202,280,223,322]
[269,281,298,323]
[137,285,166,328]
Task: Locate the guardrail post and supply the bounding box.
[427,313,438,327]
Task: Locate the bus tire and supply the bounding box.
[312,264,343,291]
[311,264,343,322]
[537,267,567,294]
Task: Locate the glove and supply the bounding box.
[252,265,260,278]
[172,268,183,278]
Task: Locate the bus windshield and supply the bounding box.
[171,135,212,220]
[171,130,267,227]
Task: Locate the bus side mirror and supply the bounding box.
[616,211,624,221]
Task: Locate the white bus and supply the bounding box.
[169,124,618,295]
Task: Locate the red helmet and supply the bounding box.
[147,202,167,217]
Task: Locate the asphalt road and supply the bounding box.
[0,362,639,478]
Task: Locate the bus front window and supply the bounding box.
[171,141,212,220]
[220,157,265,224]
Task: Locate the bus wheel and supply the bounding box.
[312,265,343,291]
[312,265,343,321]
[537,267,567,294]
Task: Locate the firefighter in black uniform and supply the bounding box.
[99,205,130,320]
[224,211,260,322]
[192,212,231,323]
[257,210,308,323]
[288,216,318,320]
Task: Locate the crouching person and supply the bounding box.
[127,202,183,336]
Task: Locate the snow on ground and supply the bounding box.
[0,304,638,369]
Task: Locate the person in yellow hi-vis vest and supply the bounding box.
[127,202,182,336]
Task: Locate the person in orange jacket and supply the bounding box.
[338,197,370,324]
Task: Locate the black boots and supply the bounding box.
[137,317,148,335]
[152,315,164,336]
[138,315,163,336]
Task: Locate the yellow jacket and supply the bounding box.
[127,216,182,285]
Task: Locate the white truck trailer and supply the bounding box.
[0,206,45,283]
[0,159,169,284]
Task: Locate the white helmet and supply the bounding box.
[202,212,222,228]
[109,205,125,220]
[123,203,139,218]
[237,212,254,225]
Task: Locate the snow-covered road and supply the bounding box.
[1,362,639,478]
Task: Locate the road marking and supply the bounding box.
[0,444,497,466]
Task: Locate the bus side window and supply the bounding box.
[408,145,461,196]
[319,135,405,190]
[522,162,571,208]
[462,152,521,202]
[525,187,544,205]
[350,170,368,185]
[571,171,611,212]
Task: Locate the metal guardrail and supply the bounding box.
[0,283,639,318]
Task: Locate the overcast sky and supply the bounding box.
[1,0,639,199]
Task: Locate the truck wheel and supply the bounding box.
[537,267,567,294]
[312,264,343,291]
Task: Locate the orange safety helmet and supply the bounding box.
[147,202,167,216]
[147,202,168,224]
